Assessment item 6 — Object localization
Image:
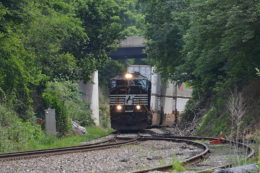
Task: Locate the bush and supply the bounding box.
[0,104,45,152]
[99,104,110,128]
[195,107,230,136]
[42,80,94,136]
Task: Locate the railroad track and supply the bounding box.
[131,136,210,173]
[134,129,256,173]
[0,134,139,162]
[0,130,256,173]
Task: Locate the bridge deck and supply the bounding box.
[109,36,146,59]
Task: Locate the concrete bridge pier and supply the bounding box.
[79,71,100,126]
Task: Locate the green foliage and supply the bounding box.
[1,0,129,117]
[182,0,260,99]
[0,0,142,151]
[115,0,146,36]
[99,59,126,88]
[43,92,70,136]
[22,0,87,81]
[0,117,111,152]
[144,0,260,130]
[181,99,200,121]
[1,0,130,134]
[0,23,32,116]
[28,127,112,150]
[144,0,189,79]
[75,0,127,81]
[144,0,260,91]
[99,104,110,128]
[195,79,260,136]
[43,80,94,136]
[86,126,114,140]
[172,158,186,172]
[0,104,44,152]
[196,107,229,135]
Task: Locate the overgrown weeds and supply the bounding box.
[43,80,94,136]
[28,126,112,150]
[172,158,186,172]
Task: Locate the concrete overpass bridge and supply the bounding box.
[109,36,146,59]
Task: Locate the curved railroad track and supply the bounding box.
[135,128,255,173]
[0,134,139,162]
[0,129,256,173]
[130,136,210,173]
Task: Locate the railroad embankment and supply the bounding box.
[182,79,260,142]
[0,107,111,154]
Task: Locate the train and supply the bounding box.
[109,65,192,130]
[109,72,152,130]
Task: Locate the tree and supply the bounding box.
[99,59,126,88]
[144,0,189,79]
[0,1,33,117]
[75,0,126,80]
[143,0,260,124]
[144,0,260,98]
[0,0,130,120]
[115,0,146,36]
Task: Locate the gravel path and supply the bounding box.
[0,140,203,173]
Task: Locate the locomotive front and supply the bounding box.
[109,72,151,130]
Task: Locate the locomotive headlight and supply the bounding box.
[125,73,133,79]
[136,105,141,110]
[116,105,123,111]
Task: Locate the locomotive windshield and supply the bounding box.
[110,79,149,94]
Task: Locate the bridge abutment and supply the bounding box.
[79,71,100,126]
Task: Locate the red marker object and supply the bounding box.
[210,137,225,144]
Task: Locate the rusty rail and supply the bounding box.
[131,134,255,173]
[131,136,210,173]
[196,138,255,173]
[0,136,139,161]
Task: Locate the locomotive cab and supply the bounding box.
[109,73,152,130]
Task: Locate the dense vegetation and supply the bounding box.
[0,0,137,151]
[143,0,260,135]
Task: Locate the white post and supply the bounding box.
[91,71,100,126]
[78,71,100,126]
[45,108,57,135]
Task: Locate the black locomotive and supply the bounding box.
[109,72,152,130]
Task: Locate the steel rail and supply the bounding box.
[196,139,255,173]
[151,135,255,172]
[131,134,255,173]
[131,136,210,173]
[0,136,139,162]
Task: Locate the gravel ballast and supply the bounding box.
[0,140,203,173]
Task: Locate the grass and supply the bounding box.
[234,143,259,167]
[172,158,186,172]
[233,158,259,167]
[27,126,113,151]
